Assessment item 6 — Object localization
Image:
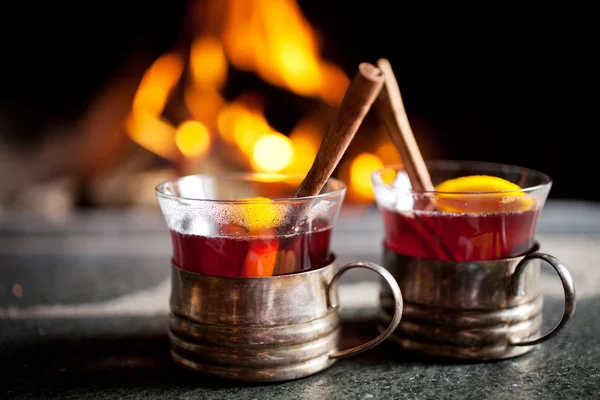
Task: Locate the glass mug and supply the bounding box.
[156,173,403,382]
[372,160,576,360]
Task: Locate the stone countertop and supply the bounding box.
[1,200,600,399]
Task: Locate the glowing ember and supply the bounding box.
[252,133,294,173]
[132,52,184,116]
[286,118,322,173]
[232,111,271,156]
[190,37,228,89]
[126,111,179,161]
[350,153,384,202]
[127,51,184,160]
[184,87,224,132]
[376,142,402,166]
[175,120,212,158]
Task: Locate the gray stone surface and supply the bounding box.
[1,201,599,399]
[1,299,598,399]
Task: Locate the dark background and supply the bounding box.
[0,2,596,201]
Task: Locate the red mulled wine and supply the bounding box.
[170,226,333,277]
[381,207,541,262]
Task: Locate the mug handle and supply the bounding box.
[510,252,576,346]
[327,261,403,359]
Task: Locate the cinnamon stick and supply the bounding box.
[375,58,434,193]
[376,58,454,260]
[274,62,385,274]
[294,62,385,198]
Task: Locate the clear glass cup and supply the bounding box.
[155,173,345,277]
[371,160,552,261]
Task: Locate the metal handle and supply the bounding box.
[327,261,403,359]
[510,252,576,346]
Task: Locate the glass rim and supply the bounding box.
[372,160,553,195]
[155,171,347,204]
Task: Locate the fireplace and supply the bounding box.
[3,1,582,216]
[0,0,407,215]
[121,0,404,208]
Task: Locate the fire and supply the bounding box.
[252,133,294,173]
[125,111,179,161]
[175,120,211,158]
[185,87,224,133]
[286,118,322,174]
[223,0,349,105]
[217,103,248,144]
[349,153,384,202]
[376,142,402,166]
[126,51,185,161]
[132,52,184,116]
[125,0,396,204]
[190,37,228,89]
[230,106,271,156]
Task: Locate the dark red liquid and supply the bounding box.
[170,227,333,277]
[381,207,540,261]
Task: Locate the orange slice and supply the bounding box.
[434,175,533,213]
[239,196,280,276]
[238,196,282,233]
[241,238,279,277]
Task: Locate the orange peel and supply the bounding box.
[238,196,283,232]
[434,175,533,213]
[241,238,279,277]
[239,196,280,276]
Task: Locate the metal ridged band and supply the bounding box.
[380,333,536,360]
[169,261,341,382]
[169,257,405,380]
[170,310,340,347]
[380,295,543,329]
[171,349,336,382]
[379,297,542,349]
[169,325,340,368]
[380,245,546,360]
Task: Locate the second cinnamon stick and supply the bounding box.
[376,58,434,193]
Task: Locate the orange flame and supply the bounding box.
[132,52,184,117]
[175,120,211,158]
[252,133,294,173]
[124,0,391,203]
[285,117,323,174]
[375,140,402,166]
[126,111,179,161]
[190,36,228,89]
[127,52,184,160]
[185,86,224,133]
[349,153,384,203]
[223,0,349,105]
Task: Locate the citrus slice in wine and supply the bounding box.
[434,175,533,213]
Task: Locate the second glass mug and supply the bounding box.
[372,160,576,360]
[156,173,403,382]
